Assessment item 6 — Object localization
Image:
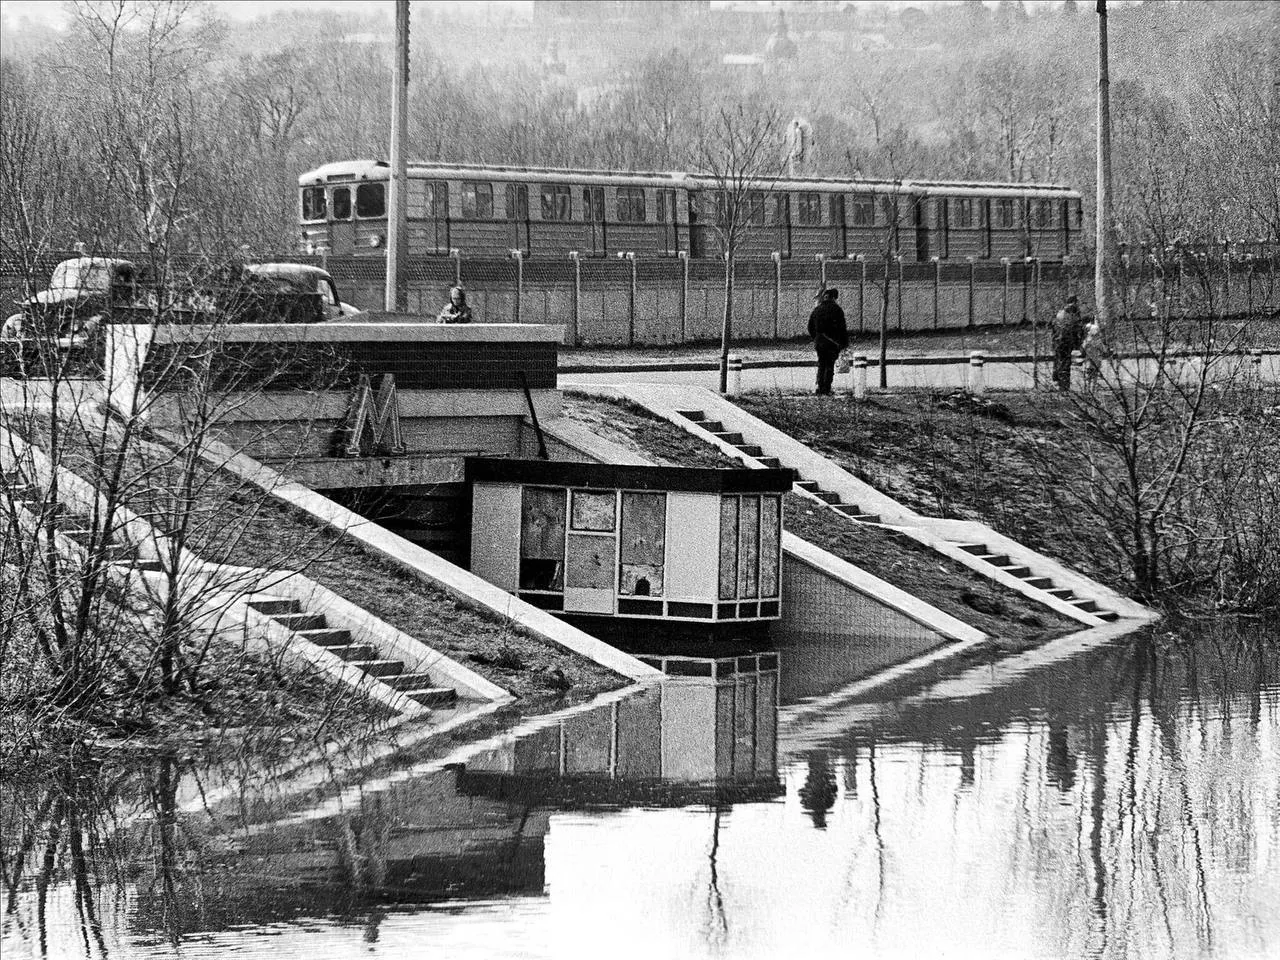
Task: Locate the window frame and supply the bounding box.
[301,186,327,223]
[616,186,647,223]
[541,183,572,221]
[850,195,875,227]
[331,186,352,220]
[797,192,822,226]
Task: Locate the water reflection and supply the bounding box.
[3,628,1277,960]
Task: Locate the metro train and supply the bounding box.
[298,159,1084,263]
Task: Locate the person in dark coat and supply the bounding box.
[1050,294,1087,389]
[808,287,849,395]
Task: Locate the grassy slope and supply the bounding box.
[561,392,1077,646]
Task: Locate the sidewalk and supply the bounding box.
[560,318,1280,372]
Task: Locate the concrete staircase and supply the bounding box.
[674,409,883,523]
[573,383,1147,628]
[246,597,459,708]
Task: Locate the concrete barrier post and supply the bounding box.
[772,250,782,340]
[967,351,985,395]
[678,250,689,344]
[568,250,581,346]
[510,248,523,324]
[728,355,743,396]
[618,250,637,346]
[852,353,868,399]
[932,256,941,329]
[816,253,827,293]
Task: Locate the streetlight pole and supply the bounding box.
[1095,0,1115,330]
[384,0,409,312]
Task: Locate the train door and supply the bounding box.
[656,189,678,256]
[981,198,993,258]
[329,186,355,256]
[506,183,530,255]
[774,193,792,259]
[1061,198,1072,256]
[423,180,449,254]
[829,194,847,258]
[687,192,706,258]
[913,195,930,261]
[584,186,606,256]
[936,198,949,259]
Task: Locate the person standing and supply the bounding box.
[1050,294,1086,389]
[437,285,473,324]
[808,287,848,396]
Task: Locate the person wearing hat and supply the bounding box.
[437,285,473,324]
[807,287,849,395]
[1051,293,1087,389]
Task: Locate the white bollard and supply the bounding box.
[852,353,868,399]
[728,354,743,396]
[967,351,985,395]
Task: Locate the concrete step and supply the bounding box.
[271,612,328,631]
[249,598,303,615]
[977,554,1011,566]
[1069,598,1100,613]
[674,409,704,421]
[402,686,458,706]
[738,444,765,457]
[796,480,821,493]
[327,643,379,662]
[712,431,745,445]
[1046,588,1076,600]
[1022,576,1054,589]
[998,564,1032,578]
[297,628,354,647]
[956,543,989,555]
[1097,610,1121,622]
[814,491,843,504]
[833,503,879,522]
[699,420,725,433]
[757,457,782,470]
[350,659,405,678]
[384,672,437,692]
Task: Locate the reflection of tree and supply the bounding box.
[1045,723,1076,792]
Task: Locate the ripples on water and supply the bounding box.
[2,625,1276,960]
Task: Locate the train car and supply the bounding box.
[298,160,1083,263]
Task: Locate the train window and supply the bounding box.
[951,198,973,228]
[995,198,1015,229]
[851,196,874,227]
[769,194,790,225]
[461,182,493,219]
[332,187,351,220]
[541,184,571,221]
[617,187,646,222]
[747,191,766,225]
[425,181,449,218]
[1032,199,1051,228]
[798,192,821,225]
[301,186,326,222]
[506,183,529,219]
[584,186,605,222]
[656,189,677,222]
[355,182,385,218]
[828,195,845,226]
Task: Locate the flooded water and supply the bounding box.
[3,624,1277,960]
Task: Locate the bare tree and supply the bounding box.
[693,103,784,394]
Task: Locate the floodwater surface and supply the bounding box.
[2,624,1276,960]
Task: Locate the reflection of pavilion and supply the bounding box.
[460,657,781,807]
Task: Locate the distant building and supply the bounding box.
[533,1,708,20]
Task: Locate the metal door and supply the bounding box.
[584,186,606,257]
[656,189,678,256]
[506,183,530,255]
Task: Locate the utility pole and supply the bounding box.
[385,0,409,312]
[1094,0,1115,329]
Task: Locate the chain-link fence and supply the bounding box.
[4,247,1277,347]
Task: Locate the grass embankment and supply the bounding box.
[12,418,625,730]
[562,392,1077,649]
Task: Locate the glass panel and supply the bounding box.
[619,492,665,597]
[829,194,845,226]
[302,187,326,221]
[355,182,385,218]
[571,490,615,532]
[566,533,616,590]
[760,496,780,597]
[738,495,760,599]
[332,187,351,220]
[520,487,565,591]
[719,496,738,601]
